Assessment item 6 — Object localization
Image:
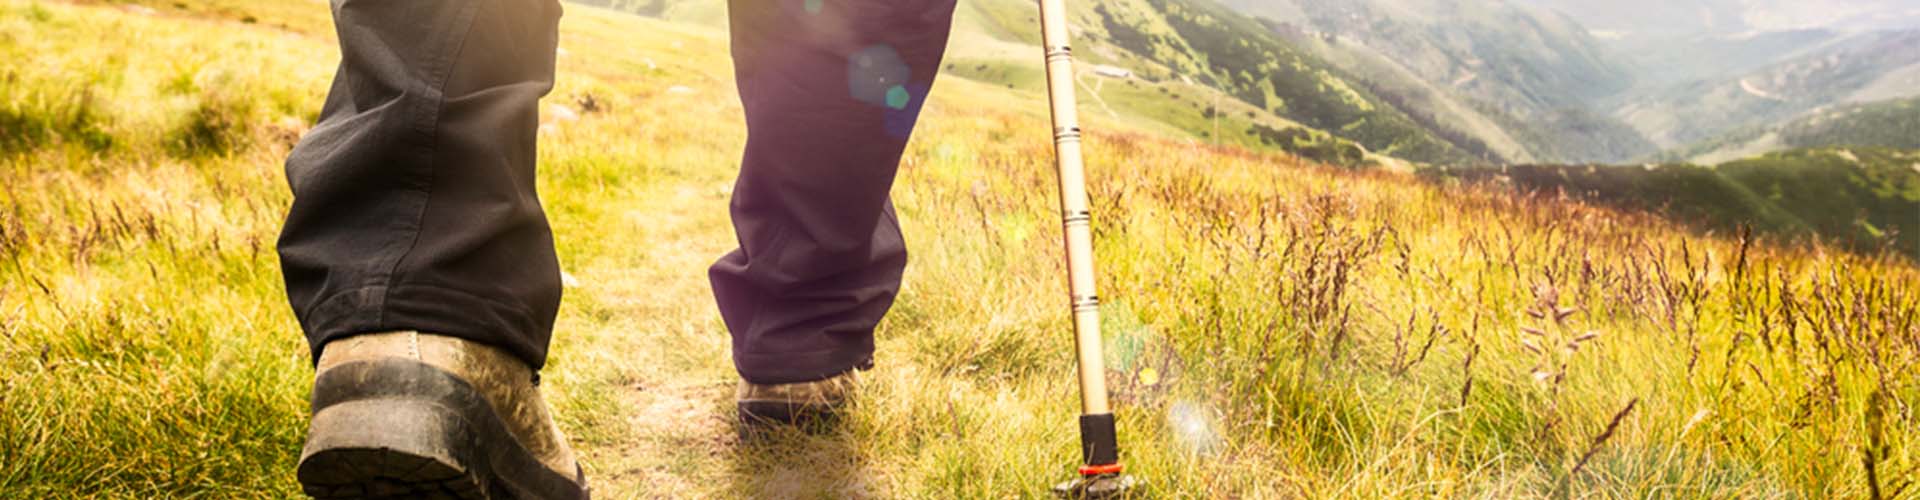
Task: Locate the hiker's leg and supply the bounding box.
[712,0,959,384]
[278,0,565,369]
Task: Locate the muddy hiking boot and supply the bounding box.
[297,331,589,499]
[735,370,861,431]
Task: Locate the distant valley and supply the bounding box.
[1210,0,1920,164]
[570,0,1920,254]
[577,0,1920,168]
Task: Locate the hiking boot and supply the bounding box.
[297,331,589,500]
[735,370,860,428]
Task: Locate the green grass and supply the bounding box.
[3,0,1918,498]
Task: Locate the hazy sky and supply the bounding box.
[1511,0,1920,36]
[1738,0,1920,31]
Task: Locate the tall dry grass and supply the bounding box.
[1,0,1914,498]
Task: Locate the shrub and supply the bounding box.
[167,79,258,157]
[0,85,115,154]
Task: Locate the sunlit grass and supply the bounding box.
[2,0,1915,498]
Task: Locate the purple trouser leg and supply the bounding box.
[711,0,958,384]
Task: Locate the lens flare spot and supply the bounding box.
[885,85,910,110]
[1167,400,1222,456]
[804,0,822,13]
[847,45,910,109]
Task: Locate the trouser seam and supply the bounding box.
[379,1,481,326]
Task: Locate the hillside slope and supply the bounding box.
[1210,0,1920,164]
[1434,148,1920,258]
[1613,30,1920,152]
[580,0,1474,167]
[1775,97,1920,150]
[1512,0,1920,38]
[1222,0,1659,163]
[1672,96,1920,163]
[952,0,1488,165]
[1080,0,1482,164]
[941,0,1395,168]
[2,1,1917,498]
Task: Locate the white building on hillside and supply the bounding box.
[1091,65,1133,79]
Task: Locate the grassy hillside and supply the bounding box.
[1434,148,1920,259]
[4,0,1919,498]
[1669,96,1920,164]
[1718,148,1920,255]
[1083,0,1481,164]
[1612,30,1920,151]
[1778,97,1920,150]
[1228,0,1659,164]
[947,0,1485,165]
[1263,24,1537,164]
[1604,29,1843,89]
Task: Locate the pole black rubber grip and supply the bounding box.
[1079,413,1120,466]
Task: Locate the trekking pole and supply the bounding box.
[1037,1,1137,497]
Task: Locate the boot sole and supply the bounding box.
[299,358,588,500]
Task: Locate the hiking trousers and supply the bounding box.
[278,0,957,384]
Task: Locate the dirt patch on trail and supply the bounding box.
[584,381,734,497]
[589,379,884,498]
[625,381,732,439]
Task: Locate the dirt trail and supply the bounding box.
[549,180,741,497]
[540,174,877,498]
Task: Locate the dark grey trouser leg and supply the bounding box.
[278,0,565,368]
[712,0,959,384]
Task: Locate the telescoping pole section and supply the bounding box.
[1037,0,1125,484]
